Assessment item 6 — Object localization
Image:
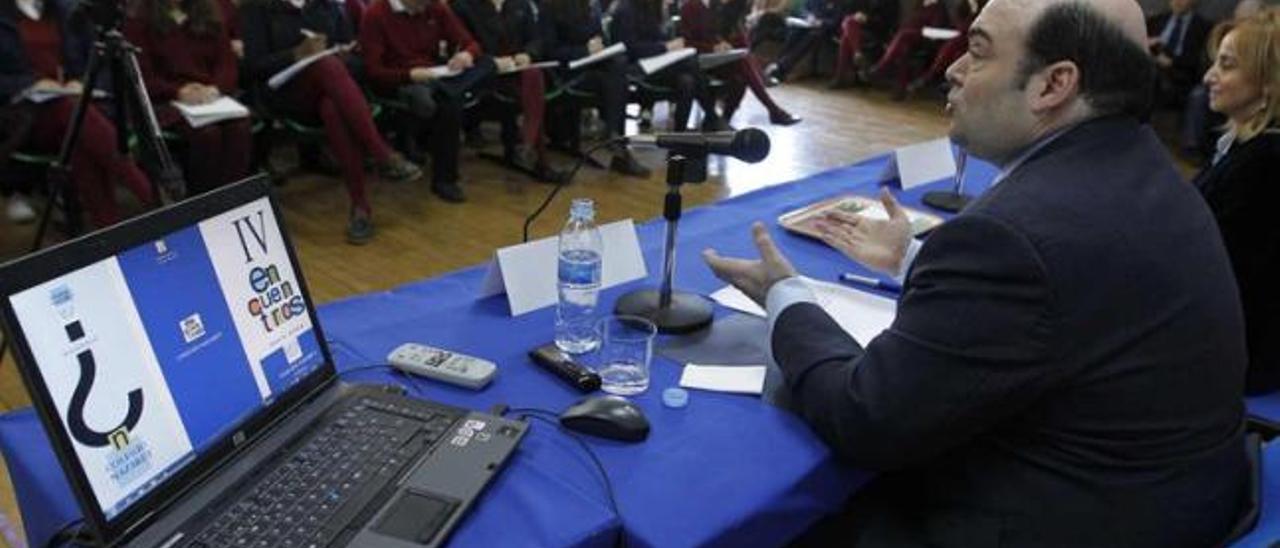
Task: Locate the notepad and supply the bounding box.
[499,60,559,74]
[267,45,343,90]
[172,97,250,129]
[15,88,108,105]
[710,276,897,345]
[698,48,748,70]
[568,42,627,71]
[639,47,696,75]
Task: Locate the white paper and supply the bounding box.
[878,137,958,190]
[698,48,748,70]
[710,276,897,345]
[785,16,818,28]
[268,45,343,90]
[424,65,463,79]
[172,97,250,129]
[680,364,767,395]
[499,60,559,74]
[568,42,627,71]
[478,219,648,316]
[922,26,961,40]
[639,47,696,75]
[16,88,108,104]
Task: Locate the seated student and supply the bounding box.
[827,0,897,89]
[0,0,155,228]
[452,0,568,182]
[1146,0,1212,108]
[1194,8,1280,394]
[762,0,848,84]
[540,0,649,177]
[679,0,800,126]
[359,0,490,203]
[860,0,948,99]
[611,0,725,132]
[241,0,421,244]
[902,0,982,95]
[126,0,251,197]
[745,0,796,50]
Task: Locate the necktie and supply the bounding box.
[1168,14,1186,57]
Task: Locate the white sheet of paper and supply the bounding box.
[639,47,696,75]
[879,137,958,190]
[172,96,250,128]
[698,48,748,70]
[709,277,897,345]
[785,16,818,28]
[922,26,961,40]
[479,219,648,315]
[499,60,560,74]
[268,45,343,90]
[680,364,767,395]
[569,42,627,71]
[425,65,463,79]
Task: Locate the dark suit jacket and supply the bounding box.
[1194,129,1280,395]
[1145,11,1212,88]
[773,116,1250,547]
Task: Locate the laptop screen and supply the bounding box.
[5,195,326,521]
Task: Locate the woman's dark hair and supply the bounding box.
[1018,2,1156,120]
[140,0,225,35]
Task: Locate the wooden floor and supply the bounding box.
[0,80,955,546]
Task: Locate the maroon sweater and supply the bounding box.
[17,16,62,81]
[125,17,238,102]
[357,0,479,91]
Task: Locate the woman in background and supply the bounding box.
[1194,8,1280,394]
[0,0,154,228]
[127,0,251,196]
[241,0,420,244]
[611,0,724,132]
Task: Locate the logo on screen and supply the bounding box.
[232,210,306,333]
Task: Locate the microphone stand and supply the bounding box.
[922,147,971,213]
[613,153,714,334]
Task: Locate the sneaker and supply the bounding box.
[609,152,651,178]
[769,110,802,126]
[431,181,466,203]
[345,209,375,245]
[378,153,422,182]
[6,195,36,224]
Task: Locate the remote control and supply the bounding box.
[387,343,497,390]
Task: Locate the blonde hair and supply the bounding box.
[1208,8,1280,141]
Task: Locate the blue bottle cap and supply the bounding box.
[662,387,689,409]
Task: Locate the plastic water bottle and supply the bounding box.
[555,199,603,354]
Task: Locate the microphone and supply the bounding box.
[625,128,771,163]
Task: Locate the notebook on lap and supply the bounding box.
[0,175,525,547]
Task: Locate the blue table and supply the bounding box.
[1,153,1005,547]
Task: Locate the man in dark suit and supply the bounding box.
[1146,0,1212,106]
[703,0,1251,545]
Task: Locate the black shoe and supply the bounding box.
[764,63,784,87]
[345,209,375,245]
[609,153,651,178]
[431,181,466,203]
[377,153,423,182]
[769,110,802,126]
[533,161,570,184]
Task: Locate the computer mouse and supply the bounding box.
[559,395,650,442]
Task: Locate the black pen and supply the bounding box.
[837,272,903,294]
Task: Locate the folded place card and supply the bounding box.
[878,137,959,190]
[680,364,767,395]
[479,219,648,316]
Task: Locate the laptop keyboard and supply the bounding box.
[187,396,462,548]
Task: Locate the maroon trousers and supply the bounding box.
[286,56,394,214]
[717,37,785,120]
[869,3,947,89]
[29,98,154,228]
[162,108,253,196]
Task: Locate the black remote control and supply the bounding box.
[528,343,602,392]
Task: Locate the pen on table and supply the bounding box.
[837,272,902,294]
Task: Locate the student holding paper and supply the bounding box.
[126,0,251,196]
[611,0,725,132]
[679,0,800,126]
[858,0,948,99]
[827,0,897,89]
[359,0,489,202]
[0,0,155,228]
[540,0,649,176]
[761,0,848,84]
[242,0,421,244]
[453,0,567,182]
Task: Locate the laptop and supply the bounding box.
[0,176,526,547]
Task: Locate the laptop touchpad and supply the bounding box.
[375,490,459,544]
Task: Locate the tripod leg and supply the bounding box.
[117,40,185,202]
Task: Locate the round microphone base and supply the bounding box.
[613,289,714,334]
[922,191,972,213]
